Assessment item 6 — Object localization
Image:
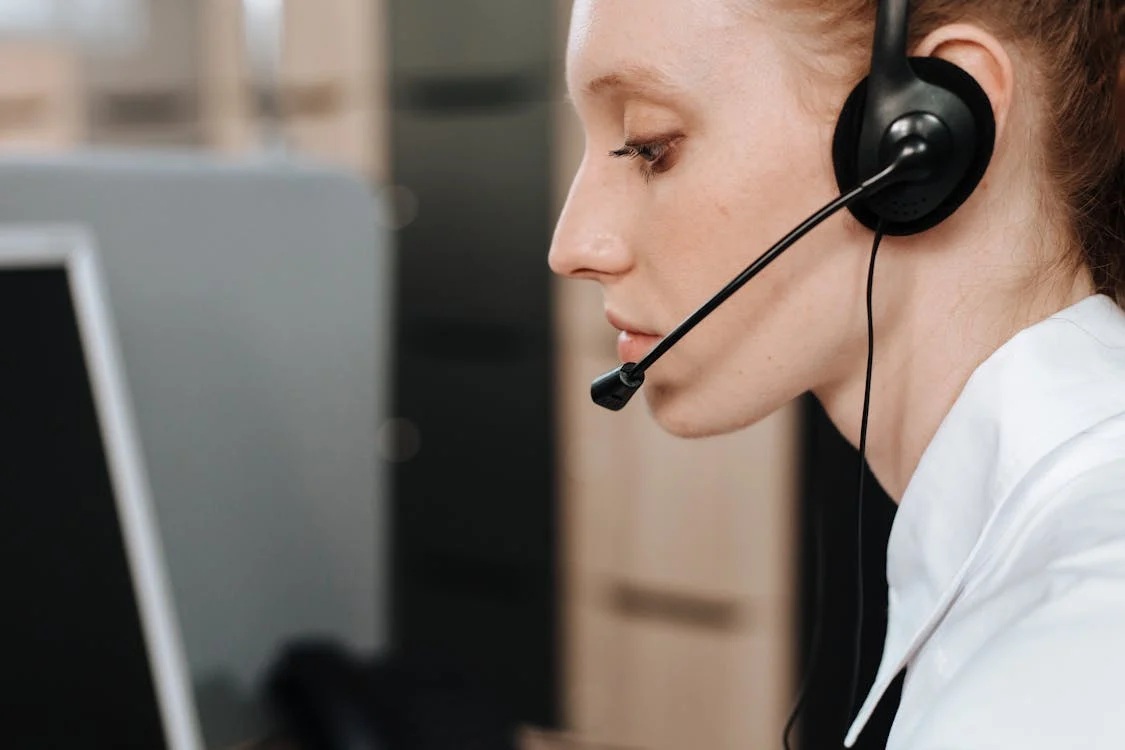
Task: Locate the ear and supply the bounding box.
[915,23,1015,141]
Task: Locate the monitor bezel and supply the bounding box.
[0,225,205,750]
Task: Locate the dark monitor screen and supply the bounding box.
[0,267,168,748]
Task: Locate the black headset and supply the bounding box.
[833,0,996,235]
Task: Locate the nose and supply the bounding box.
[549,159,635,281]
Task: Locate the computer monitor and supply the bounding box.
[0,227,204,749]
[0,154,387,746]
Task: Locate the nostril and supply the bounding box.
[547,241,601,280]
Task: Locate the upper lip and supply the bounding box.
[605,309,660,337]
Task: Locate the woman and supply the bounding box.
[549,1,1125,748]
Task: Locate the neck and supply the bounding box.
[814,224,1096,503]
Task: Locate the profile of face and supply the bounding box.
[549,0,890,438]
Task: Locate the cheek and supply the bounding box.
[628,81,843,347]
[641,194,740,318]
[641,139,850,365]
[643,144,821,312]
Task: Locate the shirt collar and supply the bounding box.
[845,294,1125,747]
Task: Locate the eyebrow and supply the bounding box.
[581,65,680,99]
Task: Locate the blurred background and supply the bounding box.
[0,1,901,748]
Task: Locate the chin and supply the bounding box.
[643,383,771,439]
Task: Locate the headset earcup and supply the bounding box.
[832,79,871,224]
[832,57,996,235]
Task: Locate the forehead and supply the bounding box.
[567,0,752,96]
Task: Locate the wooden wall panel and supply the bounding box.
[0,40,84,150]
[84,0,202,147]
[200,0,389,181]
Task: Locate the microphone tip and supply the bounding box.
[590,364,645,411]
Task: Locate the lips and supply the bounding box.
[605,310,658,337]
[606,310,662,363]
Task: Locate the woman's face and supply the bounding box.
[550,0,877,437]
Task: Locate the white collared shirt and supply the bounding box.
[845,294,1125,749]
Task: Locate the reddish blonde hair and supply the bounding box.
[786,1,1125,305]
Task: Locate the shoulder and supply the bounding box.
[904,567,1125,749]
[903,455,1125,749]
[906,596,1125,748]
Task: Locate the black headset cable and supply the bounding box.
[782,221,885,750]
[845,221,886,732]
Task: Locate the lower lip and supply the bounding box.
[617,330,662,363]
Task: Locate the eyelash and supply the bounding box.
[610,136,682,180]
